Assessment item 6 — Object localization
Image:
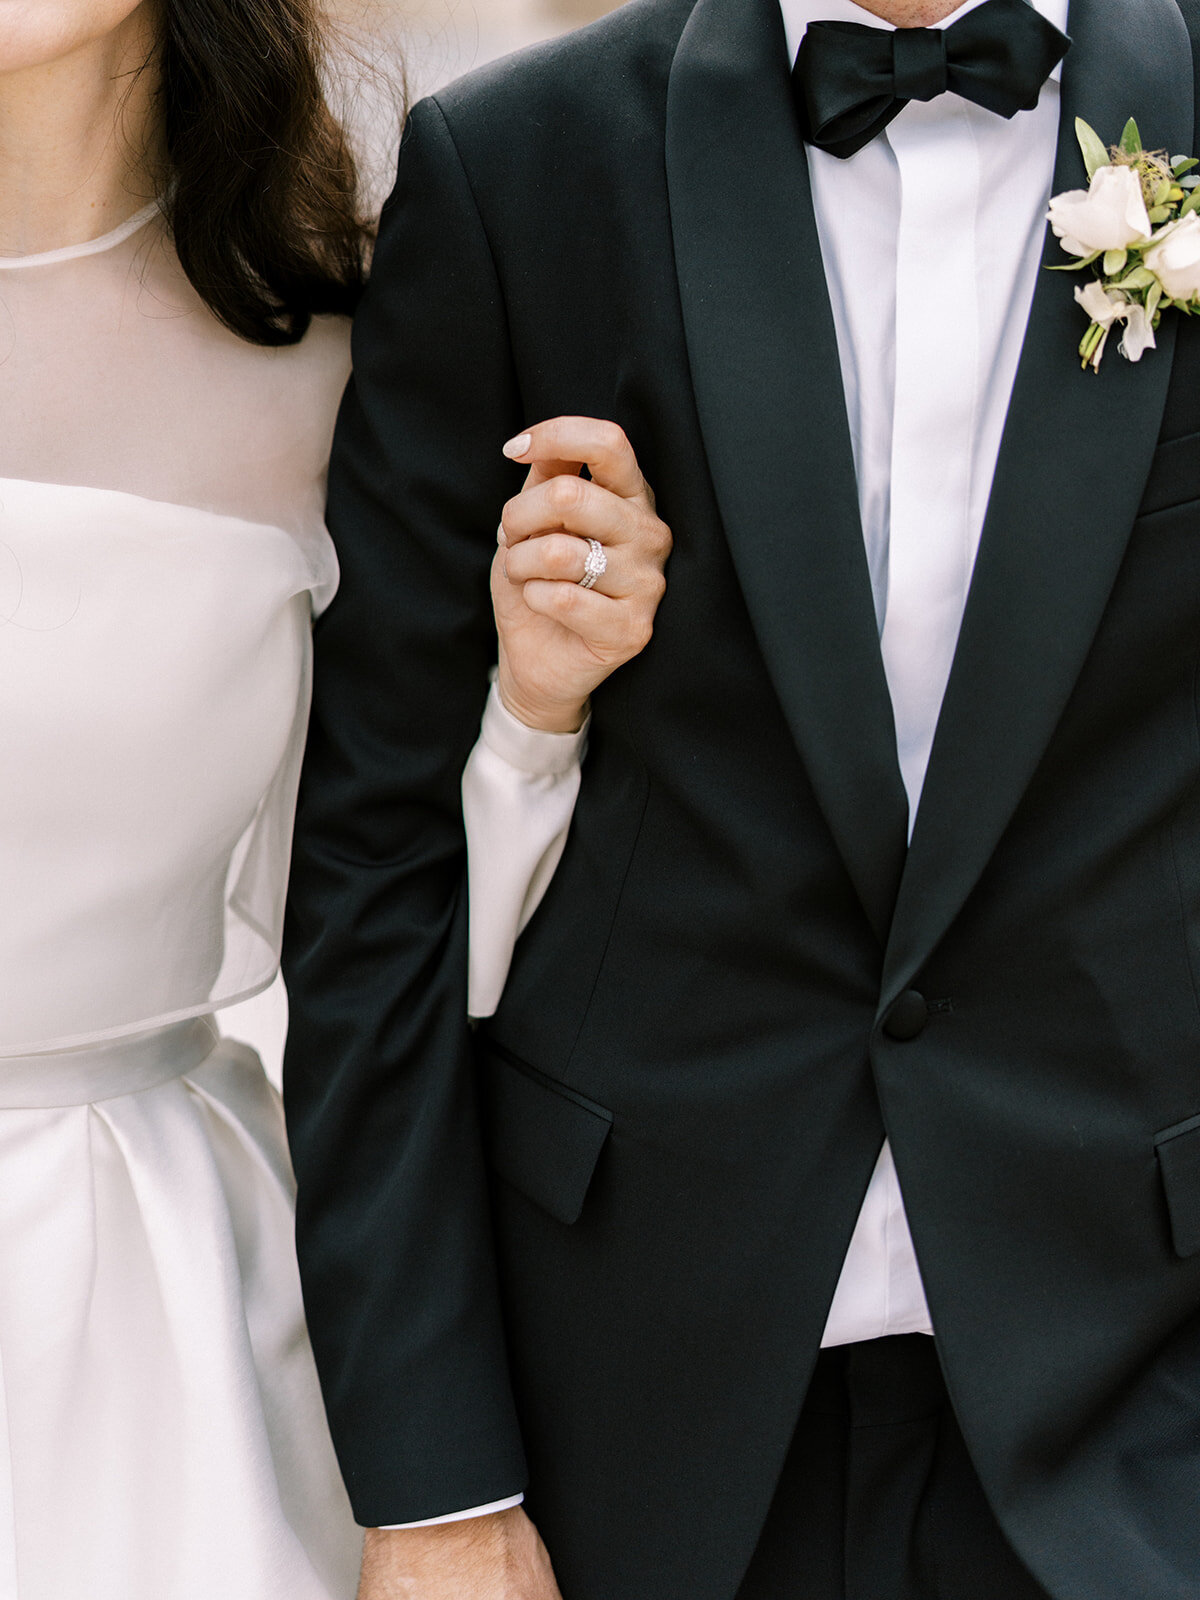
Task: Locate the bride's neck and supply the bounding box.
[0,11,162,258]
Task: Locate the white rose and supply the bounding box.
[1143,212,1200,303]
[1049,165,1153,256]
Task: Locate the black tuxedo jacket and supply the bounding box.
[283,2,1200,1596]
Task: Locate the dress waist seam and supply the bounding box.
[0,1015,220,1109]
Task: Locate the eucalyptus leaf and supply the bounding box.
[1173,156,1199,176]
[1182,176,1200,189]
[1120,118,1143,155]
[1075,118,1111,181]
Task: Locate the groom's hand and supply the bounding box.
[357,1507,563,1599]
[493,417,672,733]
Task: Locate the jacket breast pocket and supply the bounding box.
[1156,1112,1200,1258]
[478,1045,613,1225]
[1140,431,1200,519]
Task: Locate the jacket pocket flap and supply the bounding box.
[480,1047,612,1226]
[1140,431,1200,519]
[1155,1112,1200,1258]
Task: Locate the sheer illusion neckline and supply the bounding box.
[0,202,160,271]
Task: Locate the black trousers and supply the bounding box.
[735,1336,1053,1600]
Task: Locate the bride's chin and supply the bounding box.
[0,0,154,78]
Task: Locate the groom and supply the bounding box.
[283,0,1200,1596]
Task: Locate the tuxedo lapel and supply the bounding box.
[883,0,1196,1002]
[666,0,908,943]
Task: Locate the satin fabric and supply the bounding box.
[793,0,1069,158]
[0,1032,362,1599]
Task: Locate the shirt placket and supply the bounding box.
[881,100,983,832]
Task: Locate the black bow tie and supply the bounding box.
[793,0,1071,160]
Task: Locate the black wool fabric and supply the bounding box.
[736,1338,1052,1600]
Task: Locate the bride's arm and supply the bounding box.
[463,682,587,1022]
[464,417,671,1019]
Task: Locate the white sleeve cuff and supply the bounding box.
[480,680,589,775]
[463,683,586,1019]
[379,1494,525,1530]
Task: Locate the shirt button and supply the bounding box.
[883,990,928,1042]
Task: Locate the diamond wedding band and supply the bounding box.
[579,538,608,590]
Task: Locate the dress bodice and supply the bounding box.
[0,207,350,1052]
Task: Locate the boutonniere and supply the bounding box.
[1047,118,1200,372]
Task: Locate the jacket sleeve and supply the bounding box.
[281,95,529,1528]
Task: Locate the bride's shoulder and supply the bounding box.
[119,232,352,505]
[141,231,352,405]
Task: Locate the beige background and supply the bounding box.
[338,0,624,98]
[406,0,623,92]
[226,0,625,1082]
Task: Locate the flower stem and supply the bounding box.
[1079,321,1105,362]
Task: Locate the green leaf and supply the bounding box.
[1183,189,1200,217]
[1182,176,1200,190]
[1116,266,1157,291]
[1120,117,1143,156]
[1075,118,1111,181]
[1103,247,1128,276]
[1173,156,1199,176]
[1047,250,1102,272]
[1147,281,1164,321]
[1148,205,1173,225]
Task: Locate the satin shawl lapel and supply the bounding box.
[882,0,1195,1003]
[666,0,909,943]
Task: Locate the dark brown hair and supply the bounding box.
[157,0,375,347]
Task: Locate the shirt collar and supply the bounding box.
[778,0,1071,81]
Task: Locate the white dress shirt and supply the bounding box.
[783,0,1067,1348]
[390,0,1069,1525]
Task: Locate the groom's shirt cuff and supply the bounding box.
[379,1493,525,1530]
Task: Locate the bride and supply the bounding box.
[0,3,654,1596]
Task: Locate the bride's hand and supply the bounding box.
[493,417,672,733]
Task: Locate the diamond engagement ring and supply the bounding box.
[579,538,608,590]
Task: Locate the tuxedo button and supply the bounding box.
[883,991,928,1042]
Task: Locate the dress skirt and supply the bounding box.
[0,1019,361,1599]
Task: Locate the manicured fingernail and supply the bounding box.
[496,522,507,547]
[502,432,532,459]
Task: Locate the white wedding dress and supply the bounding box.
[0,206,582,1600]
